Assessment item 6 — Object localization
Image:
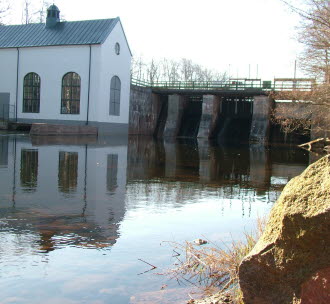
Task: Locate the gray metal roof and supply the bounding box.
[0,18,119,48]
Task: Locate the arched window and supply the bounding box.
[110,76,121,116]
[23,72,40,113]
[61,72,80,114]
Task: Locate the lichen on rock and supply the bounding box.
[238,155,330,304]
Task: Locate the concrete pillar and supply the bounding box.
[197,95,221,138]
[250,95,274,143]
[163,95,187,138]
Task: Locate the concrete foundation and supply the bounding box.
[163,95,187,137]
[197,95,221,138]
[250,96,274,143]
[30,123,98,136]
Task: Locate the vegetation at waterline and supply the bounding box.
[163,218,266,304]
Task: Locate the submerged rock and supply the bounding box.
[239,155,330,304]
[194,239,208,245]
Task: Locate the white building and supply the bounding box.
[0,4,132,135]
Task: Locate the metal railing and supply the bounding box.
[131,78,265,91]
[131,78,316,92]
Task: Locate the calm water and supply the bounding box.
[0,134,309,304]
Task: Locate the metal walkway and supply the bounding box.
[131,78,316,95]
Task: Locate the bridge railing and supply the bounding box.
[131,78,317,92]
[273,78,316,91]
[131,78,268,91]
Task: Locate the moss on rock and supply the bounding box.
[238,155,330,304]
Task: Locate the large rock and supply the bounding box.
[239,155,330,304]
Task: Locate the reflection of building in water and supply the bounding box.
[20,149,38,191]
[0,135,128,251]
[58,151,78,193]
[0,136,8,167]
[107,154,118,193]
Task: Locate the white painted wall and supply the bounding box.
[17,45,90,122]
[96,21,132,124]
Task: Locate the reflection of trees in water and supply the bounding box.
[107,154,118,193]
[58,151,78,193]
[125,181,282,217]
[20,149,38,192]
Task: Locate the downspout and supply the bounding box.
[15,48,20,122]
[86,44,92,125]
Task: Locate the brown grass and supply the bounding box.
[163,217,266,303]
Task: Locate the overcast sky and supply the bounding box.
[7,0,303,80]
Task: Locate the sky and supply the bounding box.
[6,0,304,81]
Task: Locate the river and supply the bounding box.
[0,134,309,303]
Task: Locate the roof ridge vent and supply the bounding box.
[46,4,60,29]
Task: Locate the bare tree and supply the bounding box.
[277,0,330,138]
[0,0,10,25]
[131,56,228,84]
[22,0,33,24]
[271,102,312,141]
[21,0,53,24]
[131,56,147,82]
[281,0,330,82]
[146,59,160,84]
[36,0,51,23]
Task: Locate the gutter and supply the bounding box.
[15,48,20,122]
[86,44,92,125]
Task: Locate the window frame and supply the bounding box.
[109,75,121,116]
[115,42,120,55]
[61,72,81,115]
[22,72,41,113]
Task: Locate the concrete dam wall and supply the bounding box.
[129,85,275,143]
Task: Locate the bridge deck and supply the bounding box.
[131,78,315,96]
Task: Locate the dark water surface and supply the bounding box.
[0,134,309,304]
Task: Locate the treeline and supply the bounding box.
[131,57,228,84]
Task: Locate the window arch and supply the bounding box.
[110,76,121,116]
[23,72,41,113]
[61,72,80,114]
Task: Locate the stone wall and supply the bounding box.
[129,85,163,136]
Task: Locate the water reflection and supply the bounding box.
[126,137,308,197]
[0,136,8,167]
[58,151,78,193]
[0,134,309,303]
[0,135,127,252]
[107,154,118,193]
[20,149,38,192]
[0,135,309,249]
